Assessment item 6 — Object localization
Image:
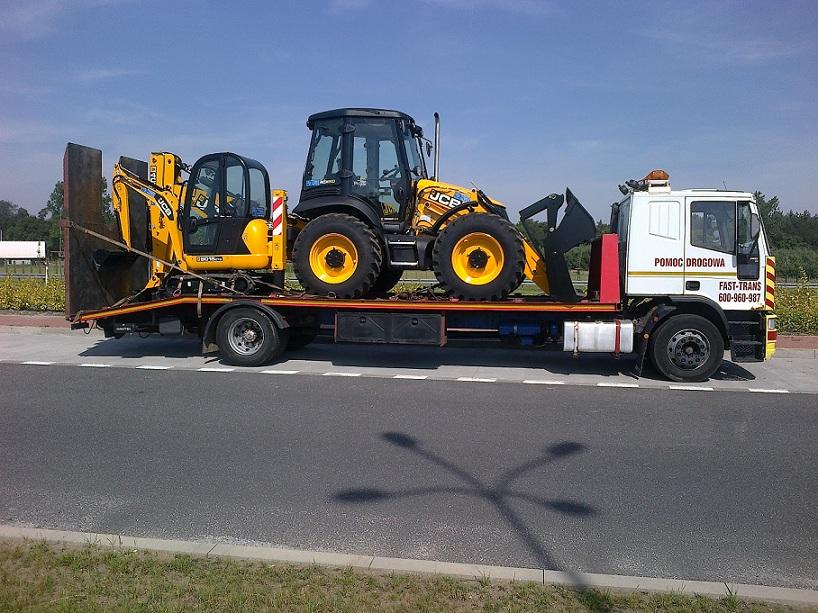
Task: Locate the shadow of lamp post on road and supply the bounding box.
[334,431,596,586]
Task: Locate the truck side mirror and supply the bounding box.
[425,142,432,157]
[751,212,761,241]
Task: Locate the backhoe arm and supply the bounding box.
[112,163,180,249]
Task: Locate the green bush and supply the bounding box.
[0,278,65,311]
[776,276,818,335]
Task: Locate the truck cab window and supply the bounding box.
[737,201,754,254]
[690,201,735,254]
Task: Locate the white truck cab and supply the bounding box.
[611,171,777,374]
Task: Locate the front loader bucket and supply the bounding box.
[62,143,150,319]
[519,188,596,302]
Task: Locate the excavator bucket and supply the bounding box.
[62,143,150,319]
[519,188,596,302]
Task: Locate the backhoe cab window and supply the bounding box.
[690,201,736,254]
[350,117,407,218]
[402,122,426,179]
[304,119,343,188]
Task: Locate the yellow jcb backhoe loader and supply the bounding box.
[290,108,596,301]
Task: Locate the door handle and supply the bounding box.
[686,281,700,291]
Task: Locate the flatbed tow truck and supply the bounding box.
[61,142,777,383]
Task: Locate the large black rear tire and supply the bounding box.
[292,213,383,298]
[432,214,525,300]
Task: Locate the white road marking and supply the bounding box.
[668,385,714,391]
[457,377,497,383]
[22,361,54,365]
[393,374,428,380]
[197,367,235,372]
[260,369,300,375]
[136,365,172,370]
[80,363,111,368]
[596,382,639,388]
[323,372,361,377]
[748,388,790,394]
[523,379,565,385]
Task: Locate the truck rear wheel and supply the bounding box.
[292,213,383,298]
[217,307,288,367]
[649,314,724,382]
[432,214,525,300]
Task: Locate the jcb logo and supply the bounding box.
[149,165,157,184]
[428,190,465,208]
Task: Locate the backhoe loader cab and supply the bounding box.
[297,108,427,230]
[291,108,597,301]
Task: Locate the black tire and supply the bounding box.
[370,268,404,295]
[292,213,383,298]
[286,327,319,351]
[216,307,289,367]
[432,214,525,300]
[649,314,724,382]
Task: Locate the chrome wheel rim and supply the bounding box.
[227,318,264,356]
[667,328,710,370]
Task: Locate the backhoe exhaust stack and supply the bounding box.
[433,112,440,181]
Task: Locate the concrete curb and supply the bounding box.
[1,524,816,606]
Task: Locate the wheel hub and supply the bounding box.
[467,248,489,269]
[668,329,710,370]
[308,233,359,284]
[227,318,264,356]
[325,248,346,269]
[450,232,505,286]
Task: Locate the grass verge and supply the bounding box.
[0,539,811,612]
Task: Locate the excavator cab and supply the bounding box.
[181,152,272,270]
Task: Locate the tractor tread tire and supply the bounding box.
[371,268,404,295]
[292,213,383,299]
[432,213,525,301]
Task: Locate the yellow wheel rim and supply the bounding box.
[450,232,504,286]
[309,233,359,284]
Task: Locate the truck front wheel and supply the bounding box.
[216,307,289,367]
[649,314,724,382]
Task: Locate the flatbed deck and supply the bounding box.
[73,294,621,324]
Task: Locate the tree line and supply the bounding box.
[1,181,816,279]
[0,180,112,254]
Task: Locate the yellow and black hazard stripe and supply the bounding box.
[765,256,776,310]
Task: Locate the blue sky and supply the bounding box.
[1,0,816,221]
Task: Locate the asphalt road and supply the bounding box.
[1,363,816,589]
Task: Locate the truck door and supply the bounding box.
[684,198,761,308]
[625,196,685,295]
